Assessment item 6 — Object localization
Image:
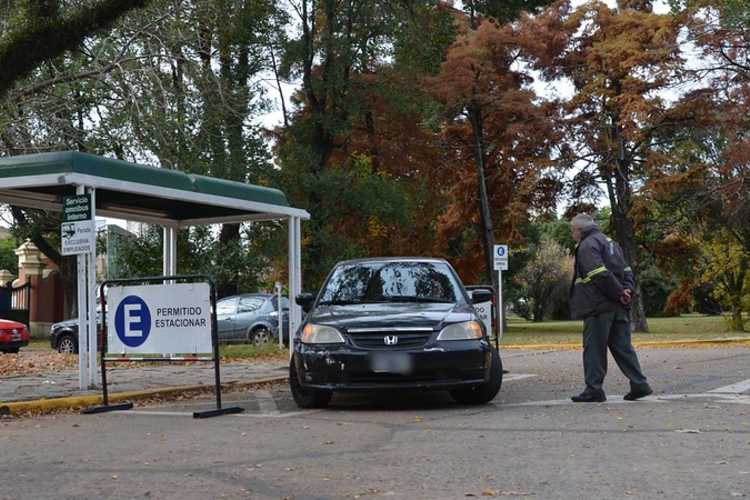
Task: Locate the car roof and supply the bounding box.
[335,256,450,266]
[219,293,273,301]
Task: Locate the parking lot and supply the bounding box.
[2,346,749,500]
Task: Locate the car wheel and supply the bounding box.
[289,358,332,409]
[251,327,272,346]
[1,347,19,354]
[449,348,503,405]
[57,334,78,354]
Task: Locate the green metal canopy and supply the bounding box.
[0,151,309,225]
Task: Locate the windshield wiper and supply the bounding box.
[381,296,453,303]
[318,299,365,306]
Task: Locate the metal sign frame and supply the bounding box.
[82,274,244,419]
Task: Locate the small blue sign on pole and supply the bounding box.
[493,244,508,271]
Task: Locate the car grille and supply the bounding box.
[347,329,433,350]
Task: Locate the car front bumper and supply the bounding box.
[293,340,493,391]
[1,340,28,350]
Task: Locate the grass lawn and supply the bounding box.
[28,339,50,349]
[219,343,287,361]
[503,313,750,346]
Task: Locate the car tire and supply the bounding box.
[449,348,503,405]
[1,347,19,354]
[289,358,332,409]
[56,334,78,354]
[251,327,272,346]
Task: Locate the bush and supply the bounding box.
[664,281,694,316]
[515,238,574,322]
[639,265,674,317]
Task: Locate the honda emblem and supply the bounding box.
[384,335,399,346]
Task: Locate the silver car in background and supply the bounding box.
[216,293,290,345]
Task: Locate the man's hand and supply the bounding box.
[620,289,632,305]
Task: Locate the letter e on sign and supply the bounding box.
[115,296,152,347]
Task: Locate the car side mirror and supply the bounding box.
[296,293,315,313]
[471,289,493,304]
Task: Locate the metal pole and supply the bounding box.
[169,227,177,275]
[162,227,171,277]
[294,217,302,335]
[210,281,222,411]
[287,217,295,360]
[75,185,88,390]
[277,282,283,348]
[496,270,503,349]
[87,187,97,386]
[99,284,109,405]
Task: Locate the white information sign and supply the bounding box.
[493,244,508,271]
[107,283,213,355]
[61,220,96,256]
[473,300,493,335]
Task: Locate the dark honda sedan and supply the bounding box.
[289,258,502,408]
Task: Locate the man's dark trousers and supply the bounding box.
[583,306,649,394]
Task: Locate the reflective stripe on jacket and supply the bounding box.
[569,228,635,320]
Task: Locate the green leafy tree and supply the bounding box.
[0,237,19,274]
[515,238,573,322]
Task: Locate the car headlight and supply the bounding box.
[301,324,346,344]
[437,321,483,341]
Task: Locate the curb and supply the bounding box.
[0,375,288,416]
[501,337,750,350]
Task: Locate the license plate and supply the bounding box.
[369,352,414,375]
[11,332,20,341]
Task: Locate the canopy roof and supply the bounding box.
[0,151,309,226]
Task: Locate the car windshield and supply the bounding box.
[318,261,462,305]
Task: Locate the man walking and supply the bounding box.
[569,214,653,402]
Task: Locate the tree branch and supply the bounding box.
[0,0,152,98]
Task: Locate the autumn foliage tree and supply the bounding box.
[529,0,691,332]
[427,18,562,286]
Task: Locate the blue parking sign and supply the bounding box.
[493,244,509,271]
[114,295,152,348]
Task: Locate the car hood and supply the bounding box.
[0,319,25,329]
[53,316,101,329]
[308,302,474,331]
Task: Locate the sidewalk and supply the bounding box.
[0,361,287,404]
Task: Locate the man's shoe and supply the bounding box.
[624,385,653,401]
[571,391,606,403]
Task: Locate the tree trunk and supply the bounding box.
[730,302,745,332]
[217,223,240,298]
[729,257,748,332]
[533,301,545,322]
[61,255,78,319]
[606,98,649,333]
[468,105,496,288]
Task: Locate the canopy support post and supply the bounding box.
[75,185,89,390]
[288,217,301,359]
[87,187,97,387]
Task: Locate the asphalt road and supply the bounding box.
[1,347,749,500]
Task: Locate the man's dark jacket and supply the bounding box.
[569,227,635,320]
